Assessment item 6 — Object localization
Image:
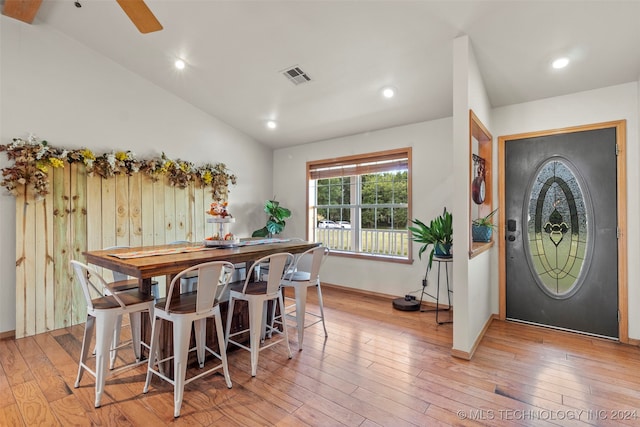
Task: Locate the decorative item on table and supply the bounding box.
[207,200,232,218]
[205,200,239,246]
[204,232,240,247]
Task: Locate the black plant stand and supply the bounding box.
[419,256,453,324]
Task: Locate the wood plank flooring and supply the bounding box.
[1,285,640,426]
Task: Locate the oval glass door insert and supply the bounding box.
[525,157,593,298]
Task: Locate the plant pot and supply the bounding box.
[472,224,493,242]
[434,243,452,258]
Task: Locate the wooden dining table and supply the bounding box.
[83,238,320,295]
[83,238,320,372]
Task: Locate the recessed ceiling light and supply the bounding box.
[174,59,186,70]
[381,86,396,99]
[266,120,277,129]
[552,57,569,69]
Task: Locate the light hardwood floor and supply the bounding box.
[1,285,640,426]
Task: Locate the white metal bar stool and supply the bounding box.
[225,252,294,377]
[100,245,159,369]
[70,260,155,408]
[280,246,330,349]
[143,261,235,418]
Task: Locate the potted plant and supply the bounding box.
[409,207,453,270]
[252,199,292,237]
[472,208,498,242]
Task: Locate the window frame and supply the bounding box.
[306,147,412,264]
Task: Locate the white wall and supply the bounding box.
[467,42,496,344]
[493,81,640,340]
[0,18,273,333]
[273,118,453,298]
[451,36,495,355]
[451,36,472,353]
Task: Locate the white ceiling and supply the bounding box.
[26,0,640,148]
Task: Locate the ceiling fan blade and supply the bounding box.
[2,0,43,24]
[116,0,163,34]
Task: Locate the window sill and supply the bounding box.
[469,240,494,259]
[328,250,413,264]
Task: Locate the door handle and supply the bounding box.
[507,219,517,242]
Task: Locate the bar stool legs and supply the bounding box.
[76,310,136,408]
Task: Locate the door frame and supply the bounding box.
[498,120,628,342]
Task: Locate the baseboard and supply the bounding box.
[321,282,450,311]
[320,282,449,309]
[450,348,472,360]
[451,313,498,360]
[0,330,15,341]
[320,282,399,301]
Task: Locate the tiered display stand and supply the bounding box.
[204,217,240,247]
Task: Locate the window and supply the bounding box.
[307,148,411,261]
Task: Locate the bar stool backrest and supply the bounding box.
[70,260,126,311]
[291,246,329,282]
[243,252,294,295]
[165,261,235,315]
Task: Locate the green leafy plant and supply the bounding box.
[408,207,453,270]
[472,208,498,228]
[252,199,292,237]
[472,208,498,242]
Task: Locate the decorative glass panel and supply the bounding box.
[526,158,591,298]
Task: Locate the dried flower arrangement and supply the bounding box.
[0,135,237,199]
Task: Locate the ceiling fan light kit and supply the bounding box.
[2,0,162,34]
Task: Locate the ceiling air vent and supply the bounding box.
[282,66,311,85]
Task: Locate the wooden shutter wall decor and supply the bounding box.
[14,165,210,338]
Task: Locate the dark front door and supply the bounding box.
[505,127,618,338]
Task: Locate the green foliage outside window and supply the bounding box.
[310,150,411,258]
[315,171,408,229]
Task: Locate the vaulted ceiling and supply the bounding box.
[7,0,640,148]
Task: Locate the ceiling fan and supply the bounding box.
[2,0,163,34]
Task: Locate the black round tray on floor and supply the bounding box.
[392,297,420,311]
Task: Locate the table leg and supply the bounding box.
[139,277,153,295]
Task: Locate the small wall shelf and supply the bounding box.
[469,110,494,259]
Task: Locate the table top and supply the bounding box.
[84,239,320,280]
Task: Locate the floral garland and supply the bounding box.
[0,135,237,199]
